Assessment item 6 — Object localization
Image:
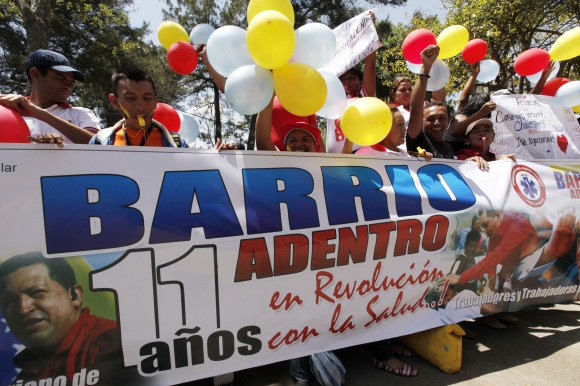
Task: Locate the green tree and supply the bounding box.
[442,0,580,93]
[375,12,444,100]
[0,0,186,126]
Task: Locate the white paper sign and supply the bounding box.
[491,94,580,159]
[320,10,381,76]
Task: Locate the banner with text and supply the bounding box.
[0,145,578,386]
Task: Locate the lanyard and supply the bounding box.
[124,124,155,146]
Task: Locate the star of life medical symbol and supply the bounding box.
[511,165,546,207]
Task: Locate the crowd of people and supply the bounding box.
[0,24,577,384]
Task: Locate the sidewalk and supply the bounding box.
[200,301,580,386]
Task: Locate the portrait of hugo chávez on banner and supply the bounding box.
[0,252,141,386]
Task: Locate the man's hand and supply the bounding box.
[420,44,440,73]
[214,138,237,152]
[28,133,65,148]
[479,101,496,116]
[468,155,490,171]
[0,94,41,117]
[469,63,480,77]
[445,273,460,286]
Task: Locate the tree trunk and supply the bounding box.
[19,0,51,50]
[247,114,256,150]
[213,83,221,142]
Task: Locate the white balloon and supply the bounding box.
[225,65,274,115]
[316,70,347,119]
[426,59,450,91]
[477,59,500,83]
[177,112,199,145]
[526,61,560,85]
[190,24,215,45]
[406,61,422,74]
[555,81,580,107]
[291,23,336,69]
[206,26,254,77]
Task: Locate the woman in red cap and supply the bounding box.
[256,96,324,153]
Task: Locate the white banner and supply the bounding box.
[0,145,579,385]
[320,9,381,76]
[491,94,580,159]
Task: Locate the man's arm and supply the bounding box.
[531,61,555,95]
[407,45,439,140]
[458,219,532,284]
[362,51,376,97]
[0,94,94,143]
[361,10,377,97]
[198,45,226,93]
[456,63,479,112]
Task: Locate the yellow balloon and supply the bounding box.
[437,25,469,59]
[273,63,327,116]
[247,10,295,69]
[550,27,580,61]
[157,21,189,49]
[248,0,294,25]
[340,98,392,146]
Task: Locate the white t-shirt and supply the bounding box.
[24,104,101,144]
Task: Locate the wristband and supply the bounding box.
[418,73,431,78]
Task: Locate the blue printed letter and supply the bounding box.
[41,175,143,254]
[322,166,389,225]
[417,165,476,211]
[243,168,319,234]
[150,170,243,243]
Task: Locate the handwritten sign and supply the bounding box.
[320,10,381,76]
[491,94,580,159]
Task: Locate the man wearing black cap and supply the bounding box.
[0,49,100,144]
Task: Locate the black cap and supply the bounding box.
[25,49,85,81]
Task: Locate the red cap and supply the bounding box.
[279,122,324,152]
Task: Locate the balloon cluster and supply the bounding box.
[187,0,338,118]
[402,25,500,87]
[156,1,392,146]
[158,22,199,75]
[511,27,580,110]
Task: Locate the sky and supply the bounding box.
[129,0,447,44]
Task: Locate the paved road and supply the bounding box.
[188,301,580,386]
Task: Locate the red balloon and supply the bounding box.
[541,77,570,97]
[402,29,437,64]
[153,103,181,132]
[461,39,488,64]
[167,41,198,75]
[514,48,550,76]
[0,106,31,143]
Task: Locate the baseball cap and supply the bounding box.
[466,118,494,136]
[25,49,85,81]
[279,122,323,152]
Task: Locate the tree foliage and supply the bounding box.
[0,0,186,126]
[442,0,579,94]
[375,0,579,107]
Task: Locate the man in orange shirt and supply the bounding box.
[90,69,188,147]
